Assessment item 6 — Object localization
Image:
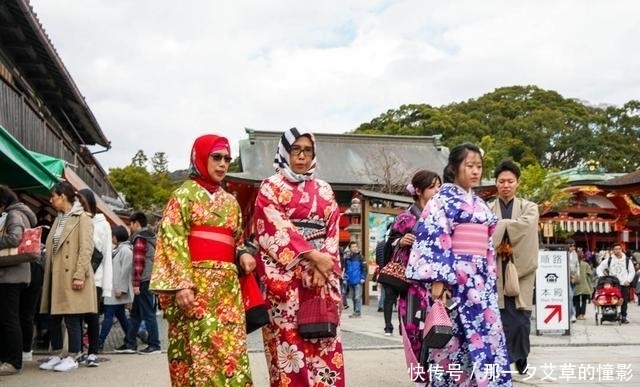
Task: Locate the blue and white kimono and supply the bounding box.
[405,183,512,387]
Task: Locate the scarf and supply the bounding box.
[273,127,317,183]
[188,134,230,193]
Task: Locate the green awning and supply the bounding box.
[0,125,64,196]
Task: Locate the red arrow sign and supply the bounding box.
[544,304,562,323]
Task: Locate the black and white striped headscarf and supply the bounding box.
[273,127,317,183]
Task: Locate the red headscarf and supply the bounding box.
[188,134,231,193]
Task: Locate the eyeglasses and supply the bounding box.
[210,153,232,163]
[290,145,314,157]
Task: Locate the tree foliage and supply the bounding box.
[108,150,179,212]
[354,85,640,205]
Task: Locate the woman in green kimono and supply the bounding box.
[150,134,256,387]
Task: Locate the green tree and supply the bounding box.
[131,150,148,168]
[151,152,169,174]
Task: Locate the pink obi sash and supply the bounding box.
[451,223,488,256]
[188,225,235,263]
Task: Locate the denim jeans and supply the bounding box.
[377,285,385,309]
[347,283,363,313]
[99,304,130,345]
[50,314,83,354]
[125,281,159,348]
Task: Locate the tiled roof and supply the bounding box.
[227,130,449,187]
[596,169,640,188]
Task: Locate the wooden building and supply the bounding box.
[0,0,125,224]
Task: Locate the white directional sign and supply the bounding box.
[535,250,570,334]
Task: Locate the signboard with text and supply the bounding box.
[535,250,570,334]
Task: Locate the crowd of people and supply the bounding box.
[2,129,639,387]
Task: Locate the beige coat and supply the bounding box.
[489,197,539,310]
[40,205,97,315]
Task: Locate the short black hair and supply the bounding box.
[129,211,148,227]
[112,225,130,242]
[494,160,521,180]
[0,185,18,208]
[51,181,76,203]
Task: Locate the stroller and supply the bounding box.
[593,275,623,325]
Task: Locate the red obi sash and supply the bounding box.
[188,225,235,263]
[451,223,488,256]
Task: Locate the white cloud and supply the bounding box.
[29,0,640,171]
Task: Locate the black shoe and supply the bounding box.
[343,305,349,310]
[114,344,136,354]
[515,358,527,375]
[137,345,161,355]
[621,318,630,324]
[377,307,383,312]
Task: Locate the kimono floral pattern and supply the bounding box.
[405,183,512,387]
[150,180,253,387]
[391,209,430,382]
[254,173,345,387]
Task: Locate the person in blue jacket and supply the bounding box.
[343,241,367,317]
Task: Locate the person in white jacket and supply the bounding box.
[596,243,635,324]
[77,189,113,366]
[98,225,133,349]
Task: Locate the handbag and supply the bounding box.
[497,232,520,297]
[297,286,339,339]
[504,259,521,297]
[0,227,42,267]
[90,247,104,272]
[377,255,410,293]
[422,299,453,349]
[239,272,270,333]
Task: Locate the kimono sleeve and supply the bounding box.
[405,196,457,285]
[150,190,194,292]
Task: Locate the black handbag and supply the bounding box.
[90,247,103,272]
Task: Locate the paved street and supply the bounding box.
[2,297,640,386]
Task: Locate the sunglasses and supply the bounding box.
[210,153,232,163]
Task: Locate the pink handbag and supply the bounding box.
[0,227,42,267]
[422,299,453,349]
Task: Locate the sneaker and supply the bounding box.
[137,330,149,344]
[384,332,392,337]
[377,307,383,312]
[0,362,21,376]
[137,345,161,355]
[86,354,99,367]
[348,312,361,318]
[114,344,136,354]
[22,351,33,362]
[621,318,630,324]
[75,353,87,363]
[39,355,62,370]
[53,356,78,372]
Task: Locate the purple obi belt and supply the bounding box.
[451,223,488,256]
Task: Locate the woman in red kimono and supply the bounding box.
[254,127,345,387]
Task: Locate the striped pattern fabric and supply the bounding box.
[51,213,70,256]
[273,127,317,183]
[451,223,489,256]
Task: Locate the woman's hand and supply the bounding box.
[238,252,257,274]
[72,279,84,290]
[176,288,195,311]
[305,250,335,278]
[399,233,416,247]
[312,267,327,287]
[431,281,450,300]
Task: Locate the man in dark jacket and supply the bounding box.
[343,241,367,318]
[115,212,160,354]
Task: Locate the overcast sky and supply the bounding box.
[29,0,640,172]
